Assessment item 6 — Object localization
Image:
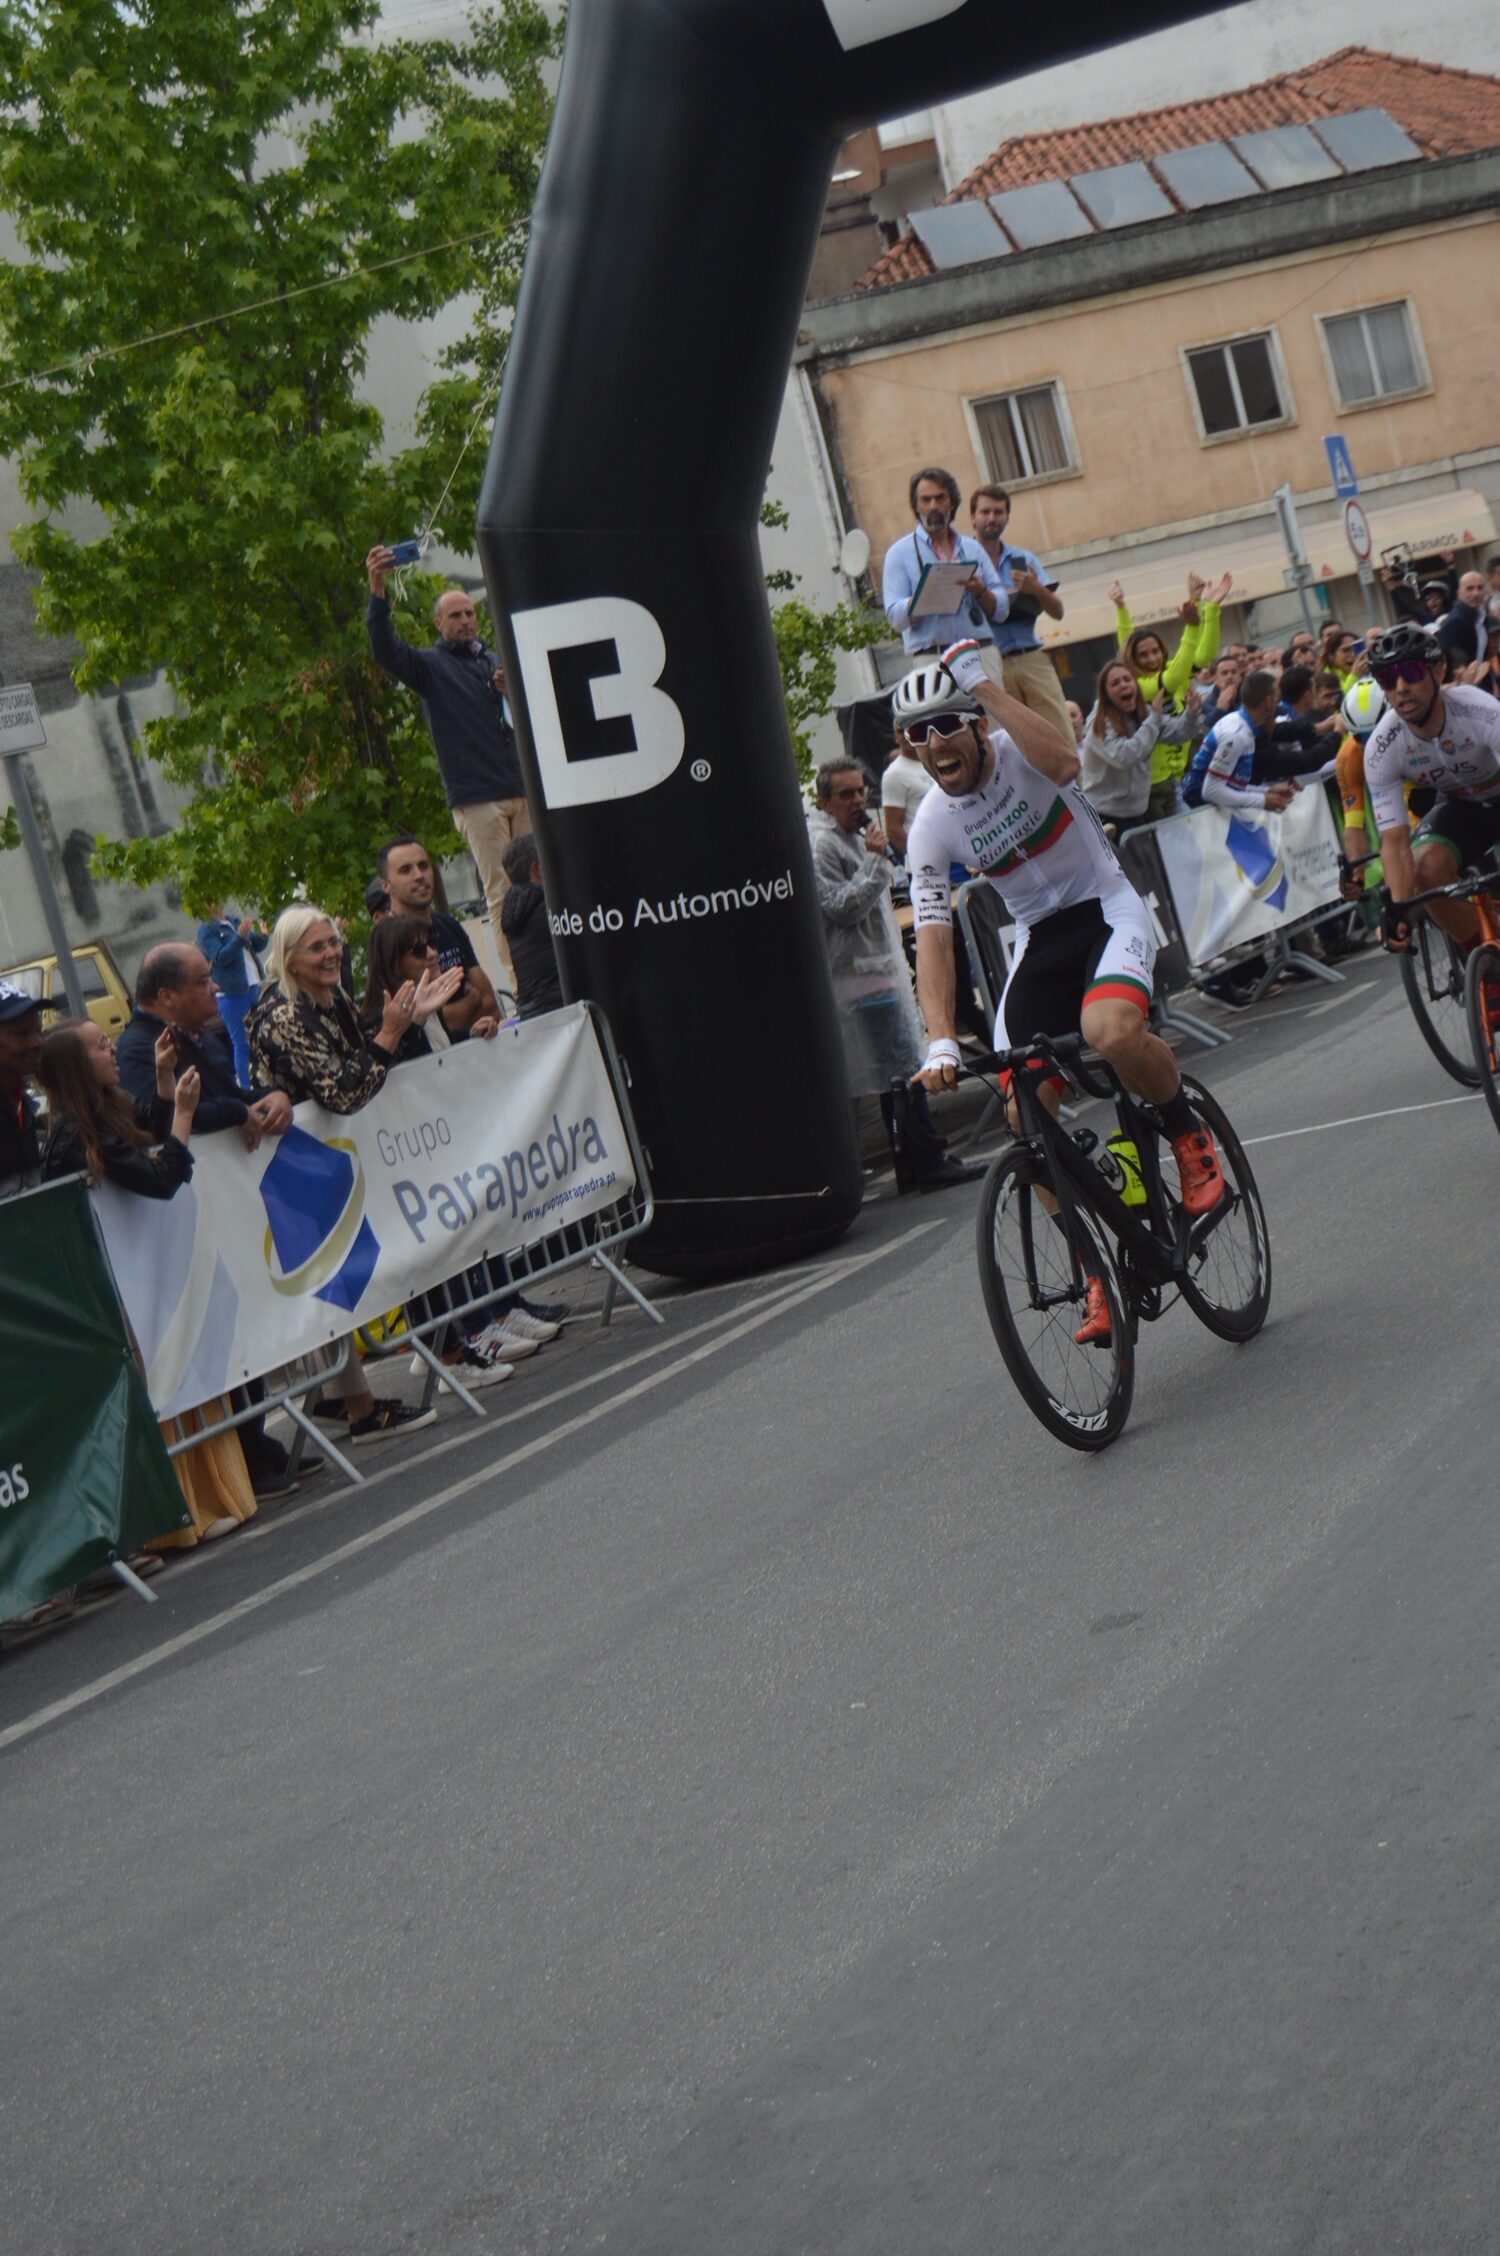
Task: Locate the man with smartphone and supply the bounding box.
[967,484,1075,743]
[365,548,529,967]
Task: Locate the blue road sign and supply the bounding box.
[1324,434,1358,497]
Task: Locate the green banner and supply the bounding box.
[0,1178,189,1617]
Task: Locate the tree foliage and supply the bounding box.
[0,0,561,914]
[760,497,884,779]
[0,2,878,912]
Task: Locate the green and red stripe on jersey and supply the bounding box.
[980,794,1073,876]
[1085,971,1152,1015]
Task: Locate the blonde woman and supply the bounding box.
[246,905,460,1441]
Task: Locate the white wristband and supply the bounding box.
[923,1038,963,1073]
[940,639,989,693]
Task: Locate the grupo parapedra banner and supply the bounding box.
[94,1004,636,1419]
[1153,786,1342,969]
[0,1178,189,1617]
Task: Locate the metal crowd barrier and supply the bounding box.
[160,1000,660,1489]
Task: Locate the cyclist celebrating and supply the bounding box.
[1362,623,1500,949]
[905,641,1226,1340]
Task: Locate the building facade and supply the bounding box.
[798,51,1500,695]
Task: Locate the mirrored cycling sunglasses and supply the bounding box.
[905,713,973,746]
[1372,659,1434,689]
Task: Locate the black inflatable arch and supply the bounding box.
[476,0,1217,1279]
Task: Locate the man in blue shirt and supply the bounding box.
[882,467,1005,658]
[967,483,1075,742]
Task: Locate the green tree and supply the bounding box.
[761,498,884,779]
[0,0,561,915]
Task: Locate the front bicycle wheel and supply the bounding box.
[1463,943,1500,1135]
[1165,1077,1272,1343]
[1400,914,1479,1087]
[975,1151,1133,1452]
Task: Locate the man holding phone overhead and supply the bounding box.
[365,547,530,966]
[882,467,1006,661]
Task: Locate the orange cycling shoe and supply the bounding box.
[1172,1125,1227,1216]
[1073,1275,1112,1347]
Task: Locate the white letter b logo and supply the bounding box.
[511,596,685,810]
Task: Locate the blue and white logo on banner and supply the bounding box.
[260,1125,380,1313]
[1324,434,1358,497]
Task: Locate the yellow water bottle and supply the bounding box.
[1105,1130,1147,1207]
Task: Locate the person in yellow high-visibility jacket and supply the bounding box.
[1110,571,1230,821]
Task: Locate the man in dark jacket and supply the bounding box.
[365,548,529,964]
[116,945,291,1148]
[498,834,564,1019]
[0,983,56,1198]
[1437,570,1492,673]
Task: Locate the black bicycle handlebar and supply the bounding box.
[947,1031,1119,1103]
[1377,863,1500,947]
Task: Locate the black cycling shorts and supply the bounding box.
[1412,794,1500,873]
[998,896,1155,1069]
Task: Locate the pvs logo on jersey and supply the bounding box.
[511,596,685,811]
[260,1124,379,1312]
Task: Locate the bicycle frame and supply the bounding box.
[994,1042,1225,1294]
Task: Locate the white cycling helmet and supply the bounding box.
[891,663,981,733]
[1340,677,1386,736]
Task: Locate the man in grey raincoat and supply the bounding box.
[808,761,982,1192]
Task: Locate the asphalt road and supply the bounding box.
[6,950,1500,2256]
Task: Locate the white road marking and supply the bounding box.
[231,1265,832,1549]
[1243,1091,1481,1146]
[0,1223,943,1756]
[1305,981,1376,1017]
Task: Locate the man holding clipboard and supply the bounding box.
[882,467,1006,664]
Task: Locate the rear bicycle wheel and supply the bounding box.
[1165,1077,1272,1342]
[975,1151,1133,1452]
[1400,914,1479,1087]
[1463,942,1500,1135]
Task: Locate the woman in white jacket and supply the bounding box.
[1079,660,1171,835]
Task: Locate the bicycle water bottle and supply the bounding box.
[1100,1130,1147,1207]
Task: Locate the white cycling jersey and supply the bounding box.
[907,725,1133,931]
[1363,684,1500,833]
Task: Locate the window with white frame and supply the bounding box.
[1185,333,1287,438]
[970,383,1074,483]
[1320,302,1424,406]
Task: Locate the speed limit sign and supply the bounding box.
[1343,497,1373,563]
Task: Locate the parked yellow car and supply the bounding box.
[0,939,132,1037]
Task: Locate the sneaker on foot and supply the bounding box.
[346,1398,438,1444]
[498,1309,561,1343]
[1172,1125,1227,1216]
[251,1469,302,1502]
[1073,1276,1113,1347]
[444,1347,514,1389]
[474,1320,541,1361]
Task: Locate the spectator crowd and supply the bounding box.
[1,540,578,1631]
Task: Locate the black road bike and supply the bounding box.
[1375,862,1500,1132]
[1341,849,1483,1088]
[955,1035,1271,1451]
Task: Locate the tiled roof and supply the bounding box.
[858,48,1500,289]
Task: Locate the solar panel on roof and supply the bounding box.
[1231,124,1341,189]
[909,200,1008,268]
[1069,162,1174,230]
[987,180,1093,251]
[1312,107,1422,171]
[1152,141,1260,209]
